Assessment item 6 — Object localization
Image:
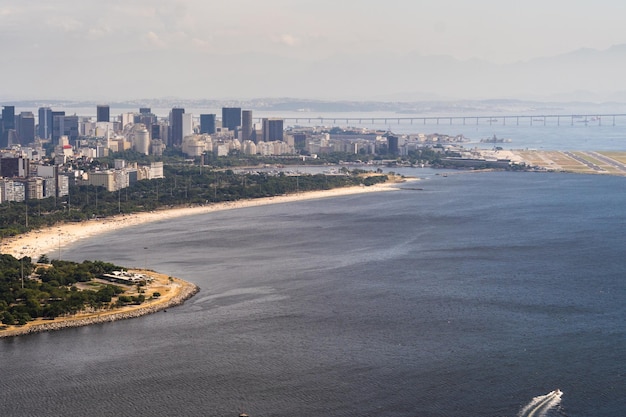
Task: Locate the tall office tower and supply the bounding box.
[2,106,15,131]
[200,114,216,134]
[151,124,161,140]
[293,133,307,151]
[62,116,79,143]
[241,110,253,141]
[38,107,53,139]
[387,135,399,155]
[134,128,150,155]
[17,112,35,144]
[262,118,284,142]
[97,105,110,122]
[182,113,193,138]
[1,105,16,148]
[139,107,151,114]
[221,107,241,131]
[51,111,66,144]
[137,110,157,135]
[169,107,185,147]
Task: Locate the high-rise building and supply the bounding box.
[64,116,80,143]
[222,107,241,131]
[242,110,253,142]
[293,133,307,151]
[38,107,53,139]
[139,107,151,114]
[17,112,35,144]
[2,106,15,131]
[262,118,284,142]
[200,114,216,134]
[52,115,79,144]
[151,124,161,140]
[97,105,110,122]
[169,107,185,147]
[134,128,150,155]
[182,113,193,138]
[387,135,399,155]
[1,105,15,147]
[51,111,66,143]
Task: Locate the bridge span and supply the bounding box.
[274,113,626,127]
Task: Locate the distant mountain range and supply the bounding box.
[3,44,626,103]
[4,97,626,116]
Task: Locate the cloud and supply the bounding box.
[46,16,82,32]
[143,31,167,48]
[273,34,300,47]
[0,7,16,17]
[87,25,112,39]
[192,37,211,49]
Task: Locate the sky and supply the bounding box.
[2,0,626,101]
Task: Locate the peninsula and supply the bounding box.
[0,266,199,338]
[0,180,401,338]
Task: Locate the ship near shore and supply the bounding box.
[480,134,512,143]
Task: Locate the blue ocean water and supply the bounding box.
[1,170,624,417]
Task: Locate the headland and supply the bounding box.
[0,181,402,337]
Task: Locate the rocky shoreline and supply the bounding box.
[0,281,200,338]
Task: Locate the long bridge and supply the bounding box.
[276,113,626,127]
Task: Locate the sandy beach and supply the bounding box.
[1,181,402,261]
[0,181,402,337]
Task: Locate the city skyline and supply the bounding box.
[2,1,626,101]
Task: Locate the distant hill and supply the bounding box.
[3,44,626,103]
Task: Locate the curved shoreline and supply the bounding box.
[0,274,199,338]
[1,181,402,261]
[0,181,405,338]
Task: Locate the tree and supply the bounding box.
[2,312,15,325]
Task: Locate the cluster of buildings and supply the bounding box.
[1,104,466,161]
[0,144,164,203]
[0,102,472,203]
[1,104,295,159]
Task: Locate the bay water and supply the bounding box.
[2,117,626,416]
[1,169,625,416]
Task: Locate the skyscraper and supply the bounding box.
[387,135,399,155]
[62,116,79,143]
[200,114,216,134]
[262,118,284,142]
[293,133,307,151]
[51,111,66,144]
[17,112,35,144]
[221,107,241,131]
[182,113,193,138]
[169,107,185,147]
[2,105,15,131]
[97,105,110,122]
[1,106,16,148]
[241,110,253,142]
[38,107,53,139]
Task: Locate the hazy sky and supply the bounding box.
[2,0,626,100]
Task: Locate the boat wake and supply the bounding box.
[518,389,563,417]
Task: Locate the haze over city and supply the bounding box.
[3,0,626,101]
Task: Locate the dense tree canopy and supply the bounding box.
[0,167,388,237]
[0,256,138,326]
